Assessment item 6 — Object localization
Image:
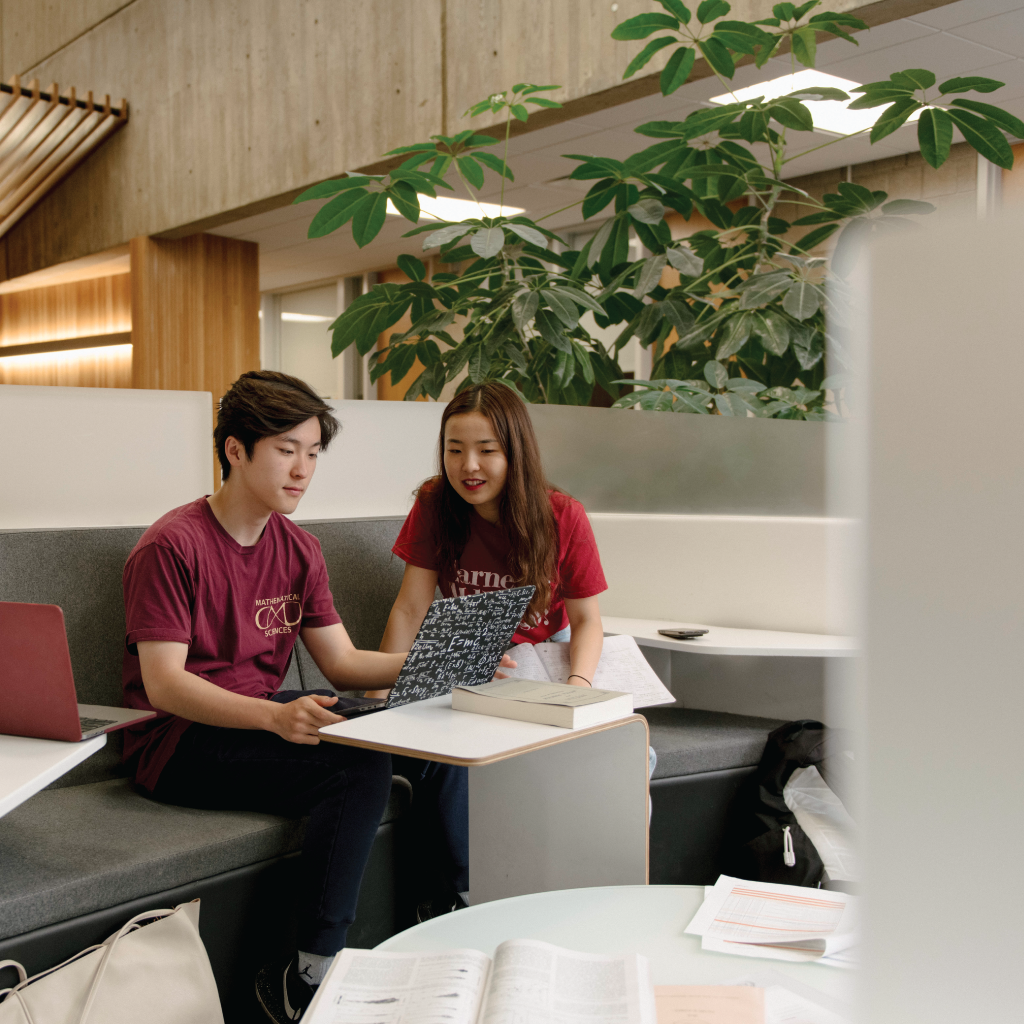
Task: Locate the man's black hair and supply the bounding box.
[215,370,340,481]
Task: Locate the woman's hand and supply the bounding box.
[492,653,518,680]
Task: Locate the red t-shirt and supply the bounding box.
[121,497,341,792]
[392,490,607,644]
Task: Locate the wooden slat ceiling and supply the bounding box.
[0,76,127,240]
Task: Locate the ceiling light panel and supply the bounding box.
[386,195,524,221]
[711,69,922,136]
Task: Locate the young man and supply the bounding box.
[121,371,466,1023]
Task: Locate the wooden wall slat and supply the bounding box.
[0,344,132,387]
[0,272,130,345]
[130,232,259,403]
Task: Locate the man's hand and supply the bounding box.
[492,653,518,680]
[270,694,346,745]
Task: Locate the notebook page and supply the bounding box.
[305,947,490,1024]
[496,642,550,681]
[535,636,675,708]
[481,939,655,1024]
[654,986,763,1023]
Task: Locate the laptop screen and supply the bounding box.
[388,585,536,708]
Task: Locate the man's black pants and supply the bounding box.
[153,691,468,955]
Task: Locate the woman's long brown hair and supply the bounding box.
[420,382,559,623]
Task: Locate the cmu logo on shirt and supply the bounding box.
[255,593,301,637]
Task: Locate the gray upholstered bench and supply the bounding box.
[641,707,783,884]
[0,516,782,1020]
[0,520,411,1023]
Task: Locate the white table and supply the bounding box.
[378,884,854,1014]
[0,733,106,817]
[320,696,650,905]
[602,616,858,658]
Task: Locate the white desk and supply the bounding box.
[603,616,857,658]
[378,884,853,1013]
[320,696,650,905]
[0,733,106,817]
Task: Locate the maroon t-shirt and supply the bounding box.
[121,497,341,792]
[392,490,607,644]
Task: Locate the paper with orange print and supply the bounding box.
[654,985,763,1023]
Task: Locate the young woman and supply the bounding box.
[374,381,608,684]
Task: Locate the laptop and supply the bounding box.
[339,584,536,717]
[0,601,155,742]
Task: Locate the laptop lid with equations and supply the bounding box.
[342,585,536,717]
[0,601,155,742]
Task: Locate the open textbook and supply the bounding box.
[686,877,857,968]
[304,939,656,1024]
[502,634,674,708]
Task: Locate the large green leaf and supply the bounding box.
[696,0,730,24]
[396,254,426,282]
[945,108,1014,169]
[881,199,935,215]
[456,156,485,190]
[697,36,735,78]
[782,280,822,320]
[628,196,666,224]
[505,222,548,247]
[791,25,816,69]
[666,246,704,276]
[917,107,954,168]
[295,176,372,204]
[938,76,1004,95]
[870,96,921,143]
[769,98,814,132]
[307,188,366,238]
[330,284,411,357]
[352,192,389,247]
[624,35,677,79]
[757,309,791,356]
[660,46,696,95]
[715,310,758,359]
[536,309,572,352]
[541,288,581,328]
[890,69,936,91]
[950,99,1024,140]
[470,227,506,258]
[737,270,791,309]
[512,290,539,333]
[545,285,606,317]
[633,255,668,298]
[474,151,514,181]
[704,359,728,389]
[423,223,471,250]
[612,12,680,39]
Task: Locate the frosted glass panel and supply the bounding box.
[280,285,339,398]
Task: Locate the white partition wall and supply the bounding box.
[295,399,444,521]
[592,513,854,635]
[857,215,1024,1023]
[0,386,213,529]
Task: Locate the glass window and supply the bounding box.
[279,284,339,398]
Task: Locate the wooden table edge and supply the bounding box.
[319,712,651,767]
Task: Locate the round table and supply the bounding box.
[377,885,854,1010]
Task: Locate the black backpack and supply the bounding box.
[719,719,827,886]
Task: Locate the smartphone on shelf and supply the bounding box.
[657,628,709,640]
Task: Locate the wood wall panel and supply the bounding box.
[0,344,132,387]
[0,273,130,345]
[130,233,259,405]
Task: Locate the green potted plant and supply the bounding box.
[298,1,1021,418]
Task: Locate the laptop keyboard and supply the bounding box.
[79,716,117,733]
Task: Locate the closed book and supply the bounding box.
[451,678,633,729]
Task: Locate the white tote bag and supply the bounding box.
[0,900,223,1024]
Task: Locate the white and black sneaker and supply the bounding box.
[256,959,316,1022]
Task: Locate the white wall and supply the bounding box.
[295,399,444,521]
[592,513,854,635]
[857,215,1024,1023]
[0,385,212,529]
